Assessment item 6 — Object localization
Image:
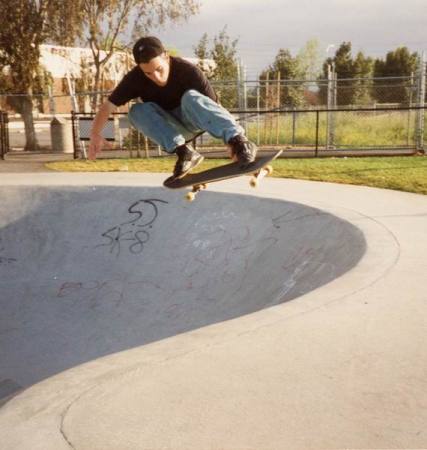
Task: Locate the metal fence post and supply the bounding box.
[0,111,9,160]
[256,84,260,145]
[243,64,248,111]
[292,108,296,146]
[326,64,333,149]
[71,111,78,159]
[407,72,414,146]
[332,70,337,148]
[48,86,56,116]
[276,72,281,144]
[237,62,241,111]
[315,110,320,157]
[238,60,247,132]
[0,111,5,160]
[416,53,426,152]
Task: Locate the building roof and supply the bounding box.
[40,44,216,80]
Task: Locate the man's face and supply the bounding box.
[139,53,170,87]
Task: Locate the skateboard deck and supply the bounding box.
[164,150,283,201]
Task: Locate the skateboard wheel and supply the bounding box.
[186,192,196,202]
[265,165,273,175]
[250,176,259,188]
[201,183,207,190]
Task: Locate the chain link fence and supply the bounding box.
[211,73,426,110]
[1,72,426,114]
[1,72,426,156]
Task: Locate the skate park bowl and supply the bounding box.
[0,181,365,390]
[2,173,426,449]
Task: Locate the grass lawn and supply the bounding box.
[46,155,427,195]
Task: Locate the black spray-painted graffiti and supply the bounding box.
[0,237,17,266]
[97,199,168,257]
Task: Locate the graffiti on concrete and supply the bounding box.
[97,198,168,257]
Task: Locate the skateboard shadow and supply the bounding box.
[0,185,366,400]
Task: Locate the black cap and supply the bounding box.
[132,36,165,64]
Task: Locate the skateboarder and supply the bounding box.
[88,36,257,178]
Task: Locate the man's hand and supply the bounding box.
[88,134,107,160]
[87,100,117,160]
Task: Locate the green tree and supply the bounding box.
[296,39,322,81]
[319,42,363,106]
[193,32,209,72]
[373,47,419,104]
[194,27,239,109]
[331,42,355,105]
[0,0,83,150]
[352,51,374,105]
[260,49,304,107]
[210,27,239,81]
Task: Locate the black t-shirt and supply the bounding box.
[108,56,217,110]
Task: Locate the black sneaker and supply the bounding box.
[228,135,258,167]
[173,144,204,179]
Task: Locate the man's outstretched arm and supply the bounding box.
[88,100,117,160]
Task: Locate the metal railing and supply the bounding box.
[70,105,426,159]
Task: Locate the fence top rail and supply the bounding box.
[230,105,427,114]
[68,105,427,119]
[212,75,415,84]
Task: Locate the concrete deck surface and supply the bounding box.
[0,173,426,449]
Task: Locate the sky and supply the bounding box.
[154,0,427,79]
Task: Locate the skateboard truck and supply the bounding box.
[250,165,273,188]
[186,164,274,202]
[186,183,207,202]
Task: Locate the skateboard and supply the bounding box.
[163,150,283,201]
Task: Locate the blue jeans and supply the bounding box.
[128,89,244,153]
